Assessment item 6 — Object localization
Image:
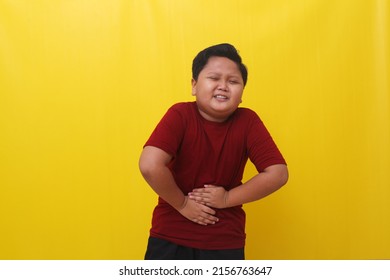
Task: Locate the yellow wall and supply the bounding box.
[0,0,389,259]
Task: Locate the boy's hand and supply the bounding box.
[178,196,219,226]
[189,185,229,209]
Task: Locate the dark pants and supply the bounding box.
[144,237,245,260]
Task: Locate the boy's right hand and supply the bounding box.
[178,197,219,226]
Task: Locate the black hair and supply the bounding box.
[192,43,248,86]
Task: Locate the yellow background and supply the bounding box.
[1,0,389,259]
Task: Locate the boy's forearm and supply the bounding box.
[226,164,288,208]
[139,147,219,225]
[139,146,186,210]
[142,164,186,210]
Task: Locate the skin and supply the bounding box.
[191,56,244,122]
[139,146,219,225]
[139,56,288,225]
[188,164,288,209]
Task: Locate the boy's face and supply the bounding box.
[192,56,244,122]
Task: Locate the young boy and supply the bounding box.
[139,43,288,260]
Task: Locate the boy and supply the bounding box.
[139,43,288,260]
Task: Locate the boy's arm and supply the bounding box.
[189,164,288,208]
[139,146,219,225]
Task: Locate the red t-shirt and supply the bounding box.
[144,102,286,250]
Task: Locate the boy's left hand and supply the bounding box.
[189,185,229,209]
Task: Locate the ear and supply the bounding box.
[191,78,197,96]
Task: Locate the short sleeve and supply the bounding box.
[246,113,286,172]
[144,104,186,157]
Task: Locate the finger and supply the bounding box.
[198,194,211,202]
[188,191,201,197]
[192,218,207,226]
[196,201,207,205]
[195,215,218,225]
[204,184,218,189]
[203,213,219,223]
[190,195,202,203]
[194,216,216,225]
[201,205,216,216]
[192,188,211,194]
[189,193,209,201]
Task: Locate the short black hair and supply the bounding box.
[192,43,248,86]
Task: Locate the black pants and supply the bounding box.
[144,237,245,260]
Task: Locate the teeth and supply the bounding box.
[215,95,228,99]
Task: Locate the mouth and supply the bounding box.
[213,94,229,101]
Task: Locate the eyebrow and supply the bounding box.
[205,72,241,78]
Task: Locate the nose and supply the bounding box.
[217,80,228,91]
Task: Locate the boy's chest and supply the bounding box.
[181,121,246,162]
